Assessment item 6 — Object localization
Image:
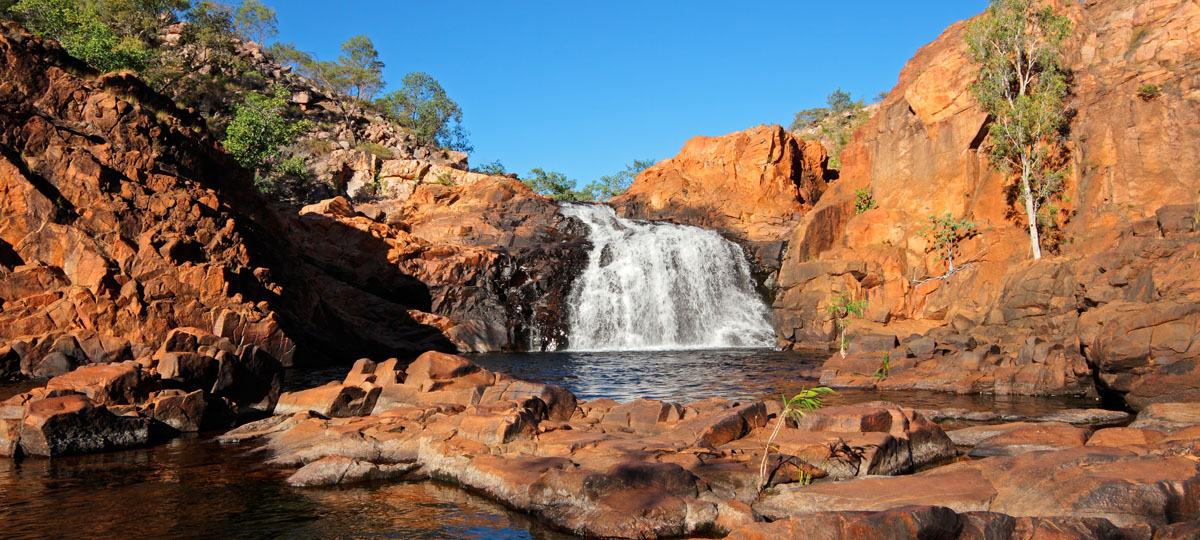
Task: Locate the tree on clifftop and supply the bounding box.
[335,35,384,101]
[377,72,473,152]
[967,0,1071,260]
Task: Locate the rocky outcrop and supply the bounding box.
[154,22,477,206]
[230,352,959,538]
[757,0,1200,410]
[292,182,587,352]
[0,21,585,377]
[232,354,1200,539]
[611,124,832,273]
[0,324,284,457]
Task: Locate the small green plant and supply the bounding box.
[872,352,891,380]
[854,187,877,214]
[758,387,837,492]
[923,213,977,276]
[1136,83,1162,101]
[433,171,455,186]
[276,155,309,179]
[825,295,867,358]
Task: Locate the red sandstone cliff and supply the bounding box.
[779,0,1200,408]
[611,125,832,270]
[610,0,1200,409]
[0,22,581,381]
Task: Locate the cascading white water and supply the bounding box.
[560,203,775,351]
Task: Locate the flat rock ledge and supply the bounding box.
[229,351,1200,539]
[227,351,955,538]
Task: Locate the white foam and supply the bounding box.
[560,204,775,351]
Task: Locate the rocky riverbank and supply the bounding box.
[208,353,1200,539]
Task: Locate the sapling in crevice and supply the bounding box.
[825,294,866,358]
[758,387,836,492]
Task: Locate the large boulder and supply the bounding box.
[17,395,151,457]
[45,362,150,405]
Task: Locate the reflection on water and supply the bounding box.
[1,348,1104,539]
[468,349,1103,416]
[0,433,572,540]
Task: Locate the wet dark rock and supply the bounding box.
[18,395,151,457]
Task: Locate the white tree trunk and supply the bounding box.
[1021,164,1042,260]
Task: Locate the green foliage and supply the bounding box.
[1136,83,1161,101]
[269,35,384,103]
[522,168,583,201]
[854,187,877,214]
[789,107,829,130]
[334,35,384,100]
[233,0,275,44]
[576,159,654,201]
[92,0,187,41]
[470,159,507,175]
[222,84,310,178]
[432,171,455,186]
[923,212,976,274]
[790,88,868,169]
[275,154,308,178]
[825,294,866,358]
[966,0,1071,260]
[757,387,836,491]
[143,0,250,110]
[11,0,152,72]
[873,352,891,380]
[377,72,472,152]
[826,89,856,116]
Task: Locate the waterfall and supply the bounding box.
[560,203,776,351]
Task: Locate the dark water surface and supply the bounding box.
[2,348,1103,539]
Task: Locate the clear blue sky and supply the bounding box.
[266,1,988,184]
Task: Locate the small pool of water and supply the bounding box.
[467,349,1102,417]
[0,434,572,540]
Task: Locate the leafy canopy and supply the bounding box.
[576,159,654,201]
[223,84,310,174]
[522,168,579,201]
[10,0,153,72]
[922,212,977,274]
[470,159,507,175]
[233,0,275,44]
[334,35,384,101]
[520,160,654,202]
[966,0,1071,259]
[377,72,472,152]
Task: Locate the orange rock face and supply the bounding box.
[0,22,586,372]
[694,0,1200,410]
[611,124,831,247]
